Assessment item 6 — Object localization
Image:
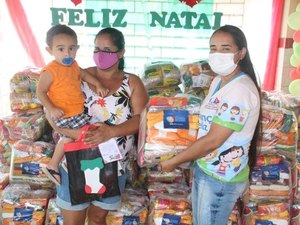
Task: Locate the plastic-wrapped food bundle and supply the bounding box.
[249,156,292,200]
[242,202,290,225]
[45,198,63,225]
[9,67,42,112]
[141,61,182,97]
[0,183,54,225]
[10,140,55,189]
[180,60,214,95]
[137,96,199,168]
[2,110,47,141]
[106,187,149,225]
[147,192,192,225]
[0,139,15,173]
[10,92,42,112]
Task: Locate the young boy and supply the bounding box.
[37,24,108,185]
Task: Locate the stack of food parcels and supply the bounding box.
[134,96,197,224]
[141,61,182,97]
[44,198,63,225]
[9,68,42,112]
[106,187,149,224]
[0,68,56,224]
[1,183,53,225]
[242,91,299,225]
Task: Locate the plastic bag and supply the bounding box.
[64,125,120,205]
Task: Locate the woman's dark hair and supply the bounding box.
[46,24,77,47]
[212,25,262,171]
[95,27,125,70]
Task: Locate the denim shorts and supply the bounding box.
[192,165,248,225]
[56,163,126,211]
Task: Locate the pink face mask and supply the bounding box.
[93,51,119,70]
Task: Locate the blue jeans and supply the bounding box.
[192,166,248,225]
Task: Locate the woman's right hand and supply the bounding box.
[83,122,114,145]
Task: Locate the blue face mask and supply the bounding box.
[62,57,74,66]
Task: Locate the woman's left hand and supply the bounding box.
[83,123,114,145]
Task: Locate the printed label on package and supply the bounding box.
[161,213,181,225]
[255,220,274,225]
[261,164,280,180]
[122,215,140,225]
[21,162,40,175]
[13,208,34,222]
[163,110,189,129]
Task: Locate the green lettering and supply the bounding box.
[212,12,223,30]
[101,9,111,27]
[149,11,167,27]
[68,9,84,26]
[194,13,211,29]
[165,12,182,28]
[112,9,127,27]
[181,11,197,29]
[84,9,100,27]
[50,8,66,25]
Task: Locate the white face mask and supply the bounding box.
[208,52,238,76]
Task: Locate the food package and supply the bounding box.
[141,61,181,96]
[10,92,42,112]
[249,157,292,200]
[106,188,149,225]
[243,202,290,225]
[2,110,47,141]
[147,193,192,225]
[180,60,214,92]
[10,67,41,94]
[45,198,63,225]
[0,138,15,173]
[257,104,298,162]
[0,183,54,225]
[9,140,55,189]
[9,67,42,112]
[137,96,199,167]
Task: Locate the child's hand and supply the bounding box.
[49,107,64,120]
[95,83,109,97]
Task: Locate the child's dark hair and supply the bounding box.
[95,27,125,70]
[211,25,262,172]
[46,24,77,47]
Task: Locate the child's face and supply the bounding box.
[47,34,79,65]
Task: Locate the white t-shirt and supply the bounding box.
[196,73,260,181]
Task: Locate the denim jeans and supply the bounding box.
[192,165,248,225]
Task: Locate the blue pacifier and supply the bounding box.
[62,57,74,66]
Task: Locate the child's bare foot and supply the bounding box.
[42,165,60,185]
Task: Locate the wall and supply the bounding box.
[0,0,272,117]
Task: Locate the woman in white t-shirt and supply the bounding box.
[159,25,261,225]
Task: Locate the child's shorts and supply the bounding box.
[54,113,90,129]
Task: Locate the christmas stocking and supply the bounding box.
[80,157,106,194]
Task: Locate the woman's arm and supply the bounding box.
[83,74,149,145]
[160,122,234,172]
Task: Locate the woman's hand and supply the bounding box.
[83,123,114,145]
[159,158,178,173]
